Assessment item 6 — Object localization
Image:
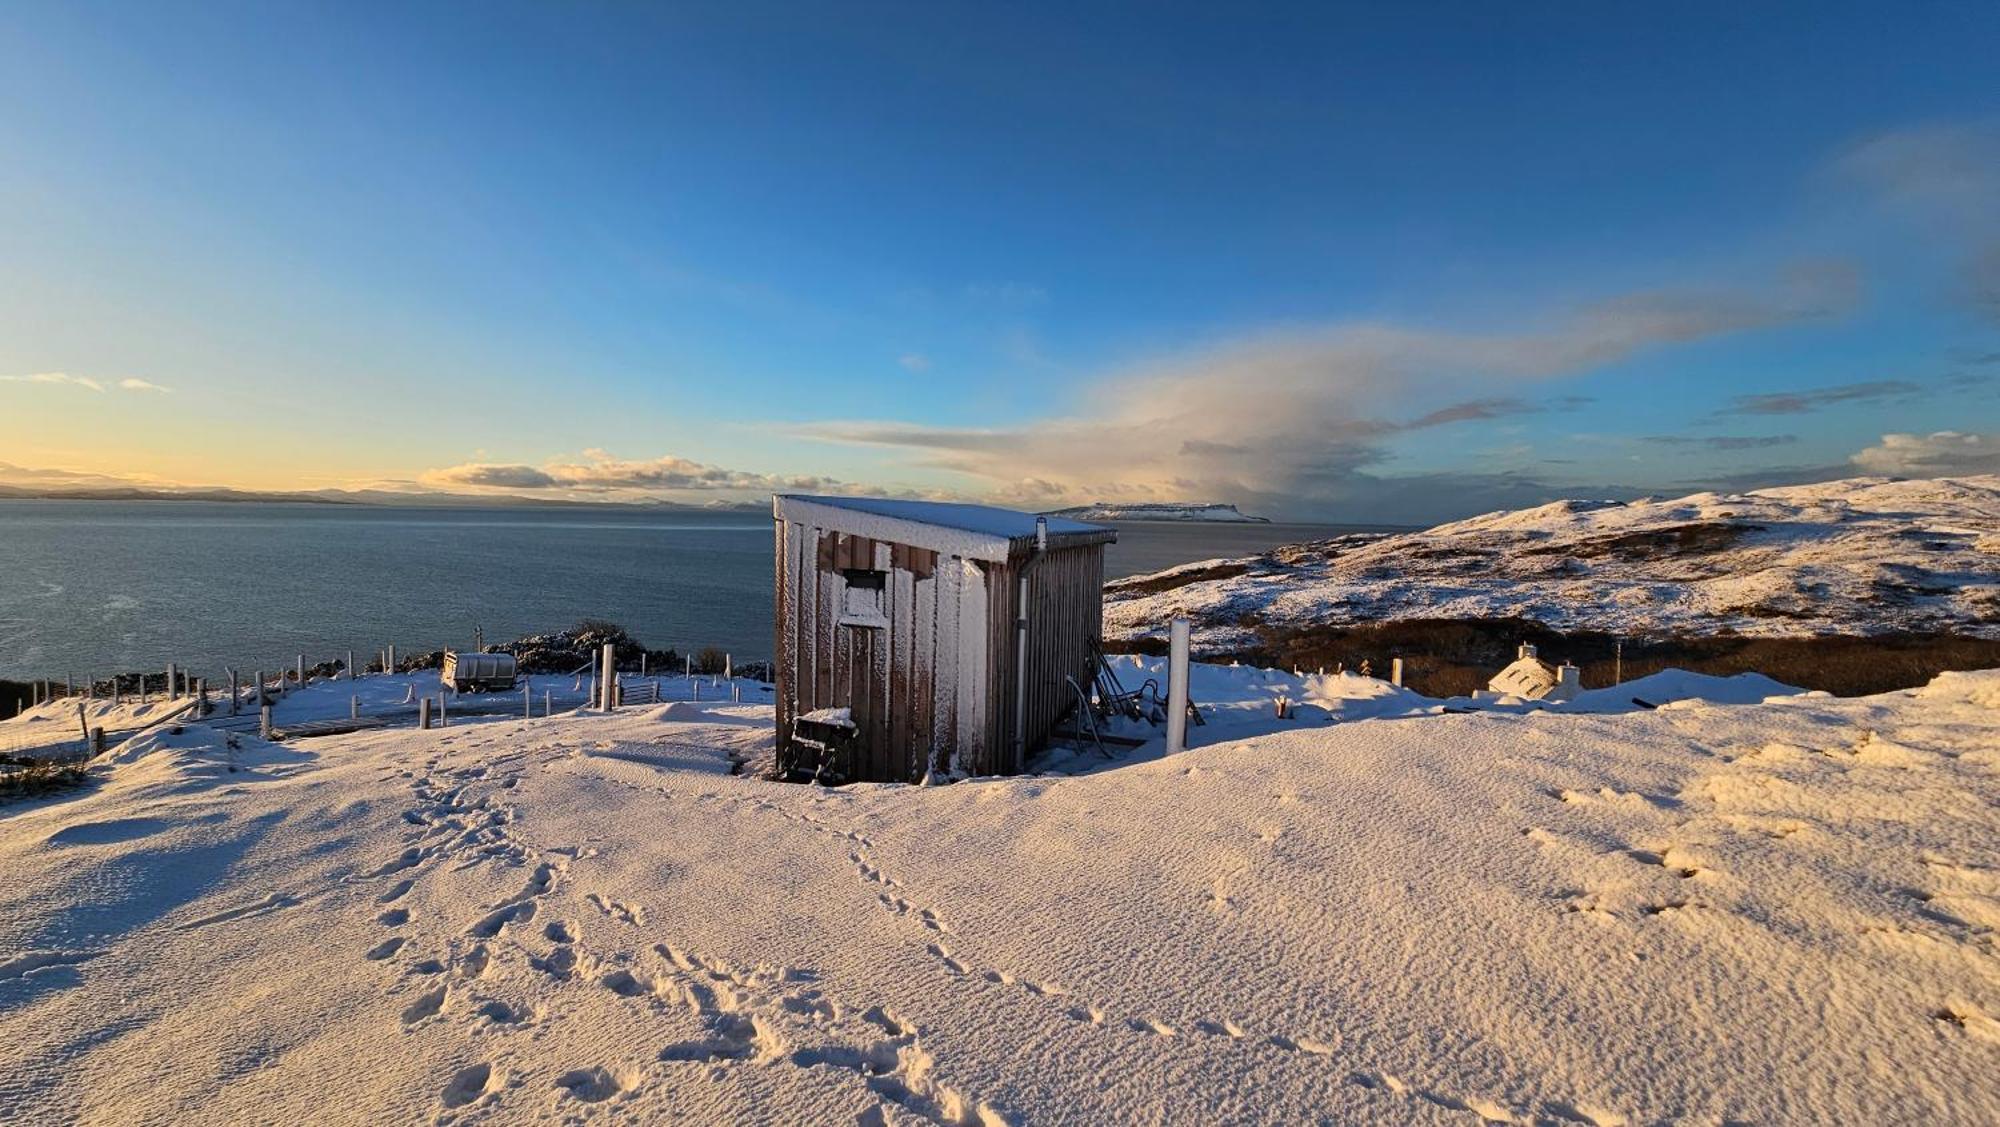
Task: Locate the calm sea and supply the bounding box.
[0,501,1381,680]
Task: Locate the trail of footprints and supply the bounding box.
[364,752,1598,1124]
[750,792,1566,1124]
[358,753,1007,1124]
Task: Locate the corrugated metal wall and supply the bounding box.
[774,518,1105,783]
[979,545,1106,774]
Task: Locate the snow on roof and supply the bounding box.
[1488,655,1561,698]
[774,495,1115,562]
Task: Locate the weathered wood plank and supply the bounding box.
[774,518,792,751]
[890,564,913,779]
[912,570,936,778]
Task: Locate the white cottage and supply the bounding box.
[1483,643,1583,702]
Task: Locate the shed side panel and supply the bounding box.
[816,563,838,716]
[913,569,938,778]
[982,559,1020,776]
[953,558,989,776]
[890,561,914,777]
[931,556,962,772]
[774,519,793,747]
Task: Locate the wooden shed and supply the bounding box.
[772,495,1117,784]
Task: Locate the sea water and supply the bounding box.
[0,500,1379,680]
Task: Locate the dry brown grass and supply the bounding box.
[0,760,91,800]
[1105,562,1252,598]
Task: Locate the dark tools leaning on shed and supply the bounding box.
[772,495,1116,784]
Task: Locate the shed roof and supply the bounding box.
[774,495,1116,563]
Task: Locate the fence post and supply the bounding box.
[260,704,273,740]
[350,695,360,721]
[523,685,531,719]
[297,654,305,687]
[112,677,121,707]
[419,697,431,730]
[543,689,551,718]
[76,699,89,740]
[166,663,177,700]
[228,669,239,715]
[600,643,616,712]
[256,670,265,707]
[641,653,647,678]
[90,726,105,757]
[438,692,448,728]
[1391,658,1404,687]
[1166,616,1191,756]
[387,645,395,675]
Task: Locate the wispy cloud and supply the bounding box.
[1716,379,1922,416]
[802,267,1856,518]
[898,353,932,373]
[2,372,105,392]
[1,372,172,393]
[1643,434,1799,451]
[1839,121,2000,322]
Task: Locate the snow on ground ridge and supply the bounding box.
[1105,472,2000,650]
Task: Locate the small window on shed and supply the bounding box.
[839,568,890,628]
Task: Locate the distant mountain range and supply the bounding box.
[0,483,767,512]
[1042,502,1269,523]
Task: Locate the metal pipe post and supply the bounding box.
[1165,616,1191,756]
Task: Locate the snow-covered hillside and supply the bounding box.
[1107,475,2000,652]
[2,667,1997,1123]
[1041,502,1269,523]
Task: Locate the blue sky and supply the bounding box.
[1,1,1996,521]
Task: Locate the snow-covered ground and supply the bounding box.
[1,672,775,758]
[1106,474,2000,652]
[2,662,1996,1124]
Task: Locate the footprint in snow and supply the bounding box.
[553,1066,633,1103]
[402,983,449,1024]
[440,1062,495,1110]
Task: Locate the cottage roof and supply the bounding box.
[773,495,1116,563]
[1488,655,1560,699]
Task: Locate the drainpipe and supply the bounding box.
[1013,517,1049,767]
